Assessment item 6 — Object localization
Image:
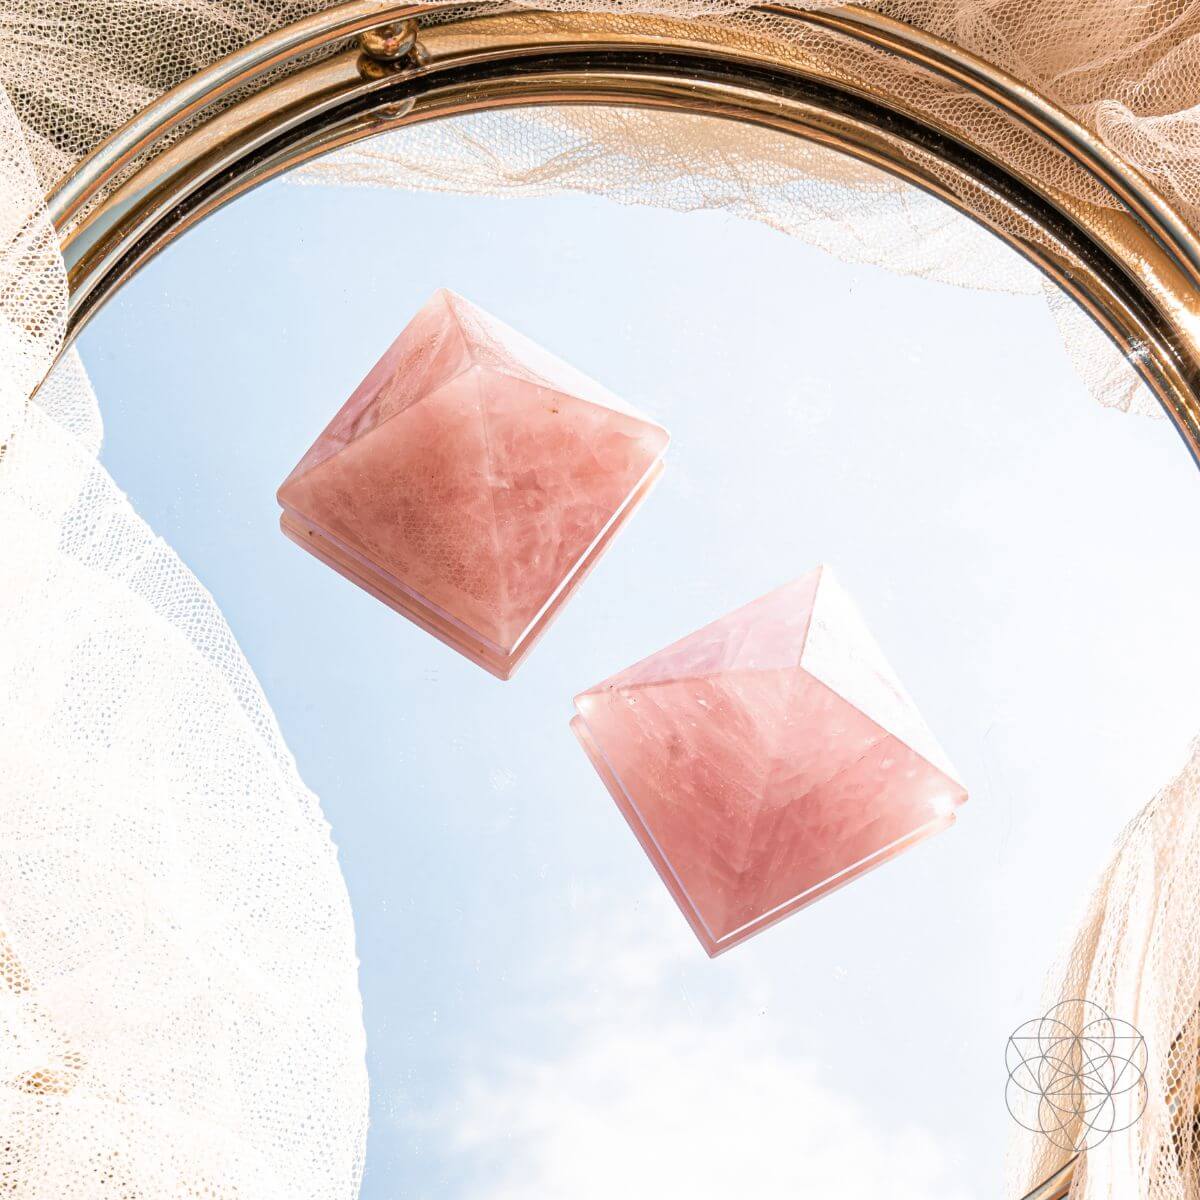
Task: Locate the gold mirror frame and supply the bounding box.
[41,5,1200,1194]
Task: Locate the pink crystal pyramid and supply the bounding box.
[572,566,966,955]
[278,290,669,678]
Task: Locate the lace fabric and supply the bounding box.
[0,67,367,1200]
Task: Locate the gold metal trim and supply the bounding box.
[797,6,1200,280]
[1018,1157,1077,1200]
[43,3,1200,489]
[42,8,1200,1190]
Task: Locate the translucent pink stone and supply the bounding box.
[278,289,669,678]
[572,566,966,955]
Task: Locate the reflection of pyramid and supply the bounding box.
[572,566,966,955]
[278,290,669,678]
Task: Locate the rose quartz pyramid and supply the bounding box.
[278,289,669,678]
[572,566,966,955]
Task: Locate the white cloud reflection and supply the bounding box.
[436,896,973,1200]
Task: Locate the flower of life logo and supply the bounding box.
[1006,1000,1147,1151]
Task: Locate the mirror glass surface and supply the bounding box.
[78,116,1200,1198]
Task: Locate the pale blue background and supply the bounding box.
[80,172,1200,1198]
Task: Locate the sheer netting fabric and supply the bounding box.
[3,3,1200,1200]
[0,61,367,1200]
[1008,739,1200,1200]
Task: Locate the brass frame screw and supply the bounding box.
[359,19,419,63]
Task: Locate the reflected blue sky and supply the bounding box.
[80,172,1200,1198]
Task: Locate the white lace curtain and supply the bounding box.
[0,78,367,1200]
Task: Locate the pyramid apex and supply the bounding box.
[433,286,474,313]
[802,567,962,784]
[582,571,823,696]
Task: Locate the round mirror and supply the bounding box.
[76,105,1200,1194]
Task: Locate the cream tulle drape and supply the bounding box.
[4,2,1200,1199]
[1019,737,1200,1199]
[0,59,367,1200]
